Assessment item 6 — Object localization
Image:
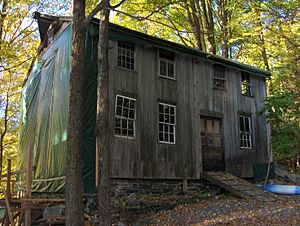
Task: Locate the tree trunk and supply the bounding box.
[218,0,229,58]
[201,0,216,54]
[96,8,111,226]
[66,0,86,225]
[0,0,8,53]
[0,91,9,177]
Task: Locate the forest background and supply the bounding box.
[0,0,299,176]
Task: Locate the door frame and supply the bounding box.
[200,113,225,172]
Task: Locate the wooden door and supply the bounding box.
[201,117,224,171]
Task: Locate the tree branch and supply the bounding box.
[112,8,191,34]
[0,58,33,72]
[84,0,110,26]
[109,0,126,9]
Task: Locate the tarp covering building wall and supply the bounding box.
[18,25,98,193]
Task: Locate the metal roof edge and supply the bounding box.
[107,22,271,77]
[34,13,271,77]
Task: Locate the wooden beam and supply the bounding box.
[3,190,14,226]
[25,145,33,226]
[6,159,11,201]
[182,179,188,193]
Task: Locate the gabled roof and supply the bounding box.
[33,12,271,77]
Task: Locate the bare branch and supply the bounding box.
[112,8,191,34]
[9,20,35,44]
[0,58,33,72]
[84,0,110,26]
[109,0,126,9]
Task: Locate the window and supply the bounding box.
[241,72,252,96]
[117,41,135,70]
[213,65,226,89]
[115,95,136,138]
[159,49,175,79]
[158,103,176,144]
[239,115,252,148]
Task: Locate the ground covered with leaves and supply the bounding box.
[114,192,300,225]
[147,196,300,225]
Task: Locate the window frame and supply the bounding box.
[241,72,253,96]
[239,115,252,149]
[114,94,136,139]
[158,102,176,144]
[117,40,135,71]
[213,65,226,90]
[158,49,176,80]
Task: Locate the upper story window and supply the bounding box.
[158,103,176,144]
[117,41,135,70]
[239,115,252,149]
[159,49,175,79]
[115,95,136,138]
[213,65,226,90]
[241,72,253,96]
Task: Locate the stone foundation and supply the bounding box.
[110,178,205,197]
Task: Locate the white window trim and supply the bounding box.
[115,94,136,139]
[241,74,253,96]
[117,41,136,71]
[158,102,176,144]
[158,55,176,80]
[213,66,226,90]
[239,115,252,149]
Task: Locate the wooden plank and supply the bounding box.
[203,171,277,201]
[6,159,11,201]
[3,190,14,226]
[182,179,188,193]
[25,145,33,226]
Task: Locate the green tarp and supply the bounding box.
[18,25,98,193]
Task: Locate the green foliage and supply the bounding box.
[272,125,300,160]
[260,90,300,171]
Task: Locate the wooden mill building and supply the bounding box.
[18,12,271,193]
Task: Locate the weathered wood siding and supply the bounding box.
[107,39,269,179]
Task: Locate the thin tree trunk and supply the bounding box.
[201,0,216,54]
[184,0,203,51]
[252,4,272,92]
[0,91,9,177]
[96,8,111,226]
[218,0,229,58]
[0,0,8,53]
[66,0,86,225]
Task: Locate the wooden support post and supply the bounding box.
[96,140,99,187]
[6,159,11,201]
[4,190,14,226]
[25,145,33,226]
[183,179,188,193]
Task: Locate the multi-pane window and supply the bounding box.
[239,115,252,148]
[115,95,136,138]
[213,65,226,89]
[158,103,176,144]
[159,49,175,79]
[117,41,135,70]
[241,72,253,96]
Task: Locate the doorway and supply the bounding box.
[200,116,224,171]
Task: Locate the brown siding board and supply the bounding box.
[108,39,269,180]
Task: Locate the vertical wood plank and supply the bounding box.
[4,190,14,226]
[25,145,33,226]
[6,158,11,201]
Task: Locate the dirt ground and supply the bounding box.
[114,193,300,225]
[146,196,300,225]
